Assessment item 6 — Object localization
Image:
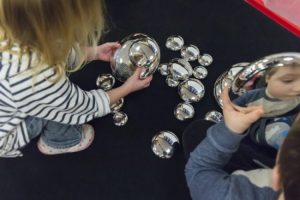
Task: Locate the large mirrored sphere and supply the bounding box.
[198,54,213,66]
[111,33,160,82]
[96,74,115,91]
[193,66,208,79]
[204,110,223,123]
[174,102,195,121]
[129,40,156,67]
[178,78,205,103]
[113,111,128,126]
[110,98,124,113]
[213,63,248,108]
[180,45,200,61]
[151,131,180,159]
[165,35,184,51]
[168,58,193,81]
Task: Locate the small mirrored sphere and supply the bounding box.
[165,76,179,87]
[167,58,193,81]
[151,131,180,159]
[180,45,200,61]
[113,111,128,126]
[158,63,169,76]
[96,74,115,91]
[174,102,195,121]
[110,98,124,113]
[193,66,208,79]
[198,53,213,66]
[178,78,205,103]
[165,35,184,51]
[204,111,223,123]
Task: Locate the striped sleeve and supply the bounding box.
[9,65,111,125]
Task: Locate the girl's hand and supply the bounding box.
[95,42,121,62]
[106,67,152,106]
[221,86,264,134]
[122,67,153,93]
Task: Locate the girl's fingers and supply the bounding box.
[232,104,263,114]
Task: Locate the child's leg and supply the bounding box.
[40,120,82,149]
[25,116,48,140]
[25,116,94,155]
[25,116,82,147]
[38,120,94,155]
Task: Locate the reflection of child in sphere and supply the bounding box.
[233,63,300,150]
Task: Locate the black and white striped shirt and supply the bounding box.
[0,47,111,157]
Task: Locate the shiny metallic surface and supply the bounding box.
[111,33,161,82]
[174,102,195,121]
[204,110,223,123]
[113,111,128,126]
[213,63,249,108]
[180,45,200,61]
[198,53,213,66]
[165,76,179,87]
[151,131,180,159]
[178,78,205,103]
[165,35,184,51]
[193,66,208,79]
[110,98,124,113]
[167,58,193,81]
[231,52,300,96]
[96,74,115,91]
[158,63,169,76]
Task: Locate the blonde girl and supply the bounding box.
[0,0,152,157]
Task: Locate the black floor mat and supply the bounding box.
[1,0,300,200]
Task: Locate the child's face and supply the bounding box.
[266,66,300,100]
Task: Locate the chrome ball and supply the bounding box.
[178,78,205,103]
[174,102,195,121]
[151,131,180,159]
[111,33,160,82]
[96,74,115,91]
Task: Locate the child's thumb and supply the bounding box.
[246,109,263,124]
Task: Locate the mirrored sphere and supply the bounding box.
[180,45,200,61]
[111,33,160,82]
[129,40,156,67]
[213,63,248,108]
[96,74,115,91]
[110,98,124,113]
[151,131,180,159]
[158,63,169,76]
[165,76,179,87]
[193,66,208,79]
[174,102,195,121]
[198,53,213,66]
[178,78,205,103]
[167,58,193,81]
[113,111,128,126]
[165,35,184,51]
[204,111,223,123]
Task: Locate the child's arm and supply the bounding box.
[107,67,152,105]
[185,87,265,199]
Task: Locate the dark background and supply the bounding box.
[1,0,300,200]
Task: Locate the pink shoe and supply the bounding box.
[37,124,95,155]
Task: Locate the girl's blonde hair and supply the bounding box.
[0,0,106,80]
